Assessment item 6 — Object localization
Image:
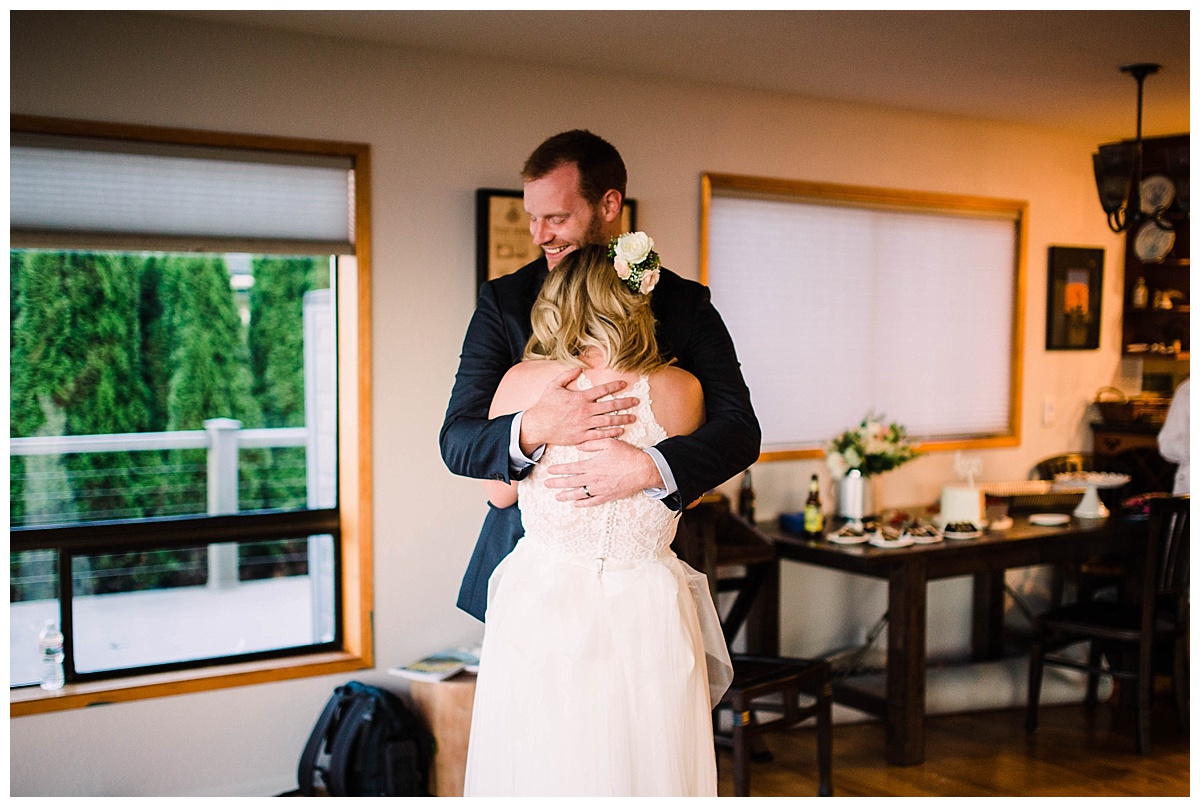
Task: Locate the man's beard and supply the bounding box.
[582,205,609,246]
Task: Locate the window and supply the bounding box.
[10,117,373,713]
[702,173,1027,460]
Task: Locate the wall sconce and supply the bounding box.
[1092,63,1188,233]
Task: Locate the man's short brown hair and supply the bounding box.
[521,130,627,206]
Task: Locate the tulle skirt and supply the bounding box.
[463,538,732,797]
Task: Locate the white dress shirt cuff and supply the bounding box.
[509,410,545,470]
[642,446,677,500]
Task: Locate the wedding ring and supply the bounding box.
[583,485,592,498]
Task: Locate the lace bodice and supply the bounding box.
[519,373,678,565]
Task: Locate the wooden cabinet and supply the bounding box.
[1090,421,1161,458]
[409,673,477,796]
[1120,133,1190,361]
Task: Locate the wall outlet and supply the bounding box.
[1042,395,1056,426]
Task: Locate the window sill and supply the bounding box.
[10,651,370,716]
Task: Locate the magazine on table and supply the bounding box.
[388,646,480,681]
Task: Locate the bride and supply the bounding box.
[463,239,732,797]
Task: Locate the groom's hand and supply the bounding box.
[544,438,664,506]
[519,367,637,456]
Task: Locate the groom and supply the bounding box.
[441,129,760,621]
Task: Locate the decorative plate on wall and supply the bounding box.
[1139,174,1176,214]
[1134,220,1175,263]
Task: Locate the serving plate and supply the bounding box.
[869,534,914,549]
[932,515,989,530]
[903,522,944,544]
[1028,512,1070,527]
[942,528,982,540]
[828,529,869,545]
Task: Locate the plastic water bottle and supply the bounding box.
[38,620,65,691]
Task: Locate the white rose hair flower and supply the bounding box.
[607,231,662,295]
[614,231,653,264]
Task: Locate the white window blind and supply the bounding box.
[705,182,1023,456]
[10,135,354,253]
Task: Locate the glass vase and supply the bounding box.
[836,471,881,521]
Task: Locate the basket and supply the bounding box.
[1092,387,1172,424]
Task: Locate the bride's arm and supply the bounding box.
[481,363,540,508]
[483,479,518,509]
[652,367,706,439]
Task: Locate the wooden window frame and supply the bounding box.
[9,115,374,715]
[701,172,1028,462]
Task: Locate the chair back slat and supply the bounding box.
[1032,453,1094,481]
[1143,497,1190,627]
[1155,499,1189,593]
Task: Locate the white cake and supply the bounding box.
[939,485,984,526]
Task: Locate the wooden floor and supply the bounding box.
[717,697,1190,797]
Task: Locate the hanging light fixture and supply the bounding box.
[1091,62,1182,234]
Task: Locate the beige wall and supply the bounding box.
[10,11,1141,796]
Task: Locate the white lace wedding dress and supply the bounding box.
[463,374,733,797]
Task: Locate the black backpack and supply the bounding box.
[297,680,435,796]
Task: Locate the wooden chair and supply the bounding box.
[1100,446,1179,498]
[1026,496,1190,754]
[1032,452,1095,480]
[713,655,833,797]
[1031,452,1123,605]
[677,497,831,796]
[676,494,778,655]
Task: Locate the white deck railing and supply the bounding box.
[9,424,308,455]
[10,419,337,654]
[11,419,311,588]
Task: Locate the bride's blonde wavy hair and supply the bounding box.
[525,244,669,374]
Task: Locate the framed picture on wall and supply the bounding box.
[475,188,636,291]
[1046,245,1104,350]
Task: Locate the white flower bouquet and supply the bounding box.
[825,414,917,478]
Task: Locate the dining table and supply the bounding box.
[763,508,1140,766]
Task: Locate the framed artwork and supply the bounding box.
[1046,246,1104,350]
[475,188,636,290]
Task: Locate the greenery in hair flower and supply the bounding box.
[608,231,662,295]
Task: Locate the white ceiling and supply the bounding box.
[165,9,1189,141]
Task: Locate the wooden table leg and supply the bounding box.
[886,559,927,766]
[971,570,1006,661]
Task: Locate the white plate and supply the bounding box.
[943,529,982,540]
[907,532,944,545]
[869,534,914,548]
[1029,513,1070,526]
[828,531,869,545]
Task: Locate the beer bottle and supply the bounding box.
[738,470,756,523]
[804,473,824,535]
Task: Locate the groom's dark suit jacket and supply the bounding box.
[440,255,760,621]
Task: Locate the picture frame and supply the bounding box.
[475,188,636,291]
[1045,246,1104,350]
